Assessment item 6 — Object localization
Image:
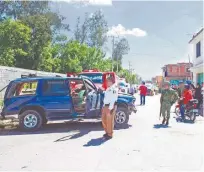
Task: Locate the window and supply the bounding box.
[186,67,190,72]
[78,73,103,83]
[172,66,177,73]
[84,79,96,91]
[9,81,38,97]
[42,79,69,96]
[196,41,201,58]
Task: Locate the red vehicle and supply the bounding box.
[68,69,117,90]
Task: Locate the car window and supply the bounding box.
[7,81,38,98]
[84,79,96,91]
[78,73,103,84]
[42,79,69,96]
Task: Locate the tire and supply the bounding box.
[42,118,48,126]
[114,106,129,128]
[19,110,43,131]
[186,111,196,122]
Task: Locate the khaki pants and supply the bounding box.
[102,106,116,137]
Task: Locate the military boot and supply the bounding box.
[165,118,170,126]
[162,118,166,125]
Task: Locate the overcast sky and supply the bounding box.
[52,0,203,80]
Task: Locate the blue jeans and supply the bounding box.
[140,95,145,105]
[180,104,185,119]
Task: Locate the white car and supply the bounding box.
[118,82,128,94]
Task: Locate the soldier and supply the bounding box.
[102,77,118,140]
[160,81,178,125]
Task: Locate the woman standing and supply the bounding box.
[191,83,202,108]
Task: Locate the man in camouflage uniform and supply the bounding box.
[160,81,178,125]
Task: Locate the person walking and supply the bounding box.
[102,77,118,140]
[160,82,178,125]
[139,81,147,105]
[129,85,134,95]
[191,83,202,108]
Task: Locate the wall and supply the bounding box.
[189,29,203,84]
[0,66,66,100]
[165,63,192,77]
[191,31,203,66]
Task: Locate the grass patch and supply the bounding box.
[0,99,3,108]
[0,117,19,130]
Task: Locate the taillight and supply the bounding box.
[193,104,197,108]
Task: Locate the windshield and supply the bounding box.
[119,82,126,87]
[78,73,103,84]
[146,84,152,89]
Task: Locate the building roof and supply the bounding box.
[188,28,203,43]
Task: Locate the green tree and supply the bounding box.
[113,38,130,62]
[74,10,108,48]
[0,1,69,70]
[38,42,61,72]
[60,41,83,73]
[0,19,31,67]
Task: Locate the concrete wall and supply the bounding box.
[0,66,66,100]
[191,30,203,66]
[189,29,203,84]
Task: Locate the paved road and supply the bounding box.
[0,95,203,171]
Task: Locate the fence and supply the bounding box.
[0,66,66,102]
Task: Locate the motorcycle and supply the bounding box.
[175,98,198,122]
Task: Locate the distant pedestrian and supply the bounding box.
[102,77,118,140]
[139,81,147,105]
[191,83,202,108]
[201,82,204,96]
[129,85,134,95]
[160,82,178,125]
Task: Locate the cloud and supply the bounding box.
[61,0,112,6]
[107,24,147,37]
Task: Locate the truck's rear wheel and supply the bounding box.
[114,107,129,128]
[19,110,43,131]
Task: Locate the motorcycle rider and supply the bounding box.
[180,84,193,121]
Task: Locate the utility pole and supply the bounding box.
[188,54,193,81]
[128,61,133,85]
[128,61,131,74]
[111,36,115,72]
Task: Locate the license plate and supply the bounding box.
[193,109,198,113]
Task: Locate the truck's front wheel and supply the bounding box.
[114,107,129,128]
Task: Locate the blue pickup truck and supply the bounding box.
[1,76,136,131]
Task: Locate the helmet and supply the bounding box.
[184,84,190,89]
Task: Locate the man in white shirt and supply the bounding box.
[102,77,118,139]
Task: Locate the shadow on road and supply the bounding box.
[83,137,108,147]
[0,121,103,137]
[54,123,132,143]
[1,119,132,145]
[175,117,196,124]
[153,124,171,129]
[115,124,132,130]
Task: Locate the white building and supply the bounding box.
[189,28,203,84]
